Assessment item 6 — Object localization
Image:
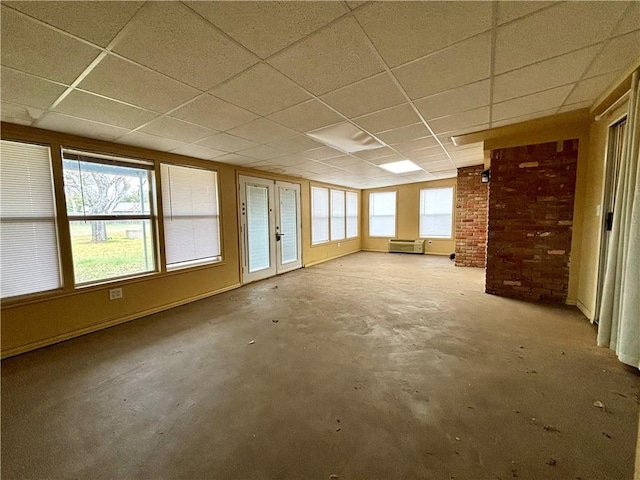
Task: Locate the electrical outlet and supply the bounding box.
[109,288,123,300]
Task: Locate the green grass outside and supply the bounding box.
[71,222,154,284]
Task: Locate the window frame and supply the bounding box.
[311,185,359,246]
[330,188,346,241]
[418,186,454,240]
[346,191,358,239]
[311,186,330,245]
[368,190,397,238]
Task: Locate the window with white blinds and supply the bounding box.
[161,164,221,270]
[0,140,61,298]
[330,189,345,241]
[311,186,329,245]
[346,191,358,239]
[419,187,454,239]
[369,191,396,237]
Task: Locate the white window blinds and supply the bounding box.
[346,191,358,239]
[369,191,396,237]
[1,140,61,298]
[161,164,221,269]
[330,189,345,241]
[419,187,454,238]
[311,186,329,244]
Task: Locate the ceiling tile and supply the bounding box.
[238,145,288,160]
[352,103,421,134]
[491,108,558,128]
[321,73,406,118]
[414,80,490,120]
[268,135,324,154]
[1,68,66,110]
[355,1,492,68]
[119,131,188,152]
[585,30,640,78]
[78,54,200,113]
[404,145,447,158]
[300,146,345,160]
[169,144,227,160]
[113,2,259,90]
[495,2,628,74]
[268,16,384,95]
[393,137,441,154]
[53,90,157,129]
[196,133,260,152]
[496,2,556,26]
[4,1,144,47]
[267,99,343,133]
[36,112,130,141]
[1,6,101,84]
[565,71,624,105]
[271,155,311,167]
[210,64,311,116]
[493,45,600,103]
[362,153,405,165]
[214,153,259,166]
[227,118,297,144]
[376,123,431,145]
[613,2,640,36]
[347,1,368,10]
[1,102,44,125]
[139,116,213,143]
[393,33,491,99]
[170,95,258,132]
[492,85,572,121]
[558,100,594,114]
[185,1,348,59]
[428,107,490,134]
[353,146,397,160]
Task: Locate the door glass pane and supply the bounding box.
[279,188,297,264]
[246,185,270,273]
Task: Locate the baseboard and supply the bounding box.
[1,283,242,359]
[576,299,594,321]
[304,249,360,268]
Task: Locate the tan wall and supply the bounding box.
[1,123,360,357]
[361,178,457,255]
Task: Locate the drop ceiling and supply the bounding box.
[1,1,638,189]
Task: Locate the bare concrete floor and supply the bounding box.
[2,252,639,479]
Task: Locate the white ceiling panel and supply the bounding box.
[393,137,442,154]
[118,131,188,152]
[268,135,324,154]
[352,103,421,134]
[496,2,557,26]
[495,2,628,74]
[364,153,406,165]
[1,6,101,84]
[268,16,384,95]
[613,2,640,36]
[429,107,490,134]
[376,123,431,145]
[491,108,558,128]
[238,145,288,161]
[113,2,259,91]
[414,80,490,120]
[355,1,492,68]
[558,100,594,114]
[170,95,258,132]
[214,153,259,166]
[196,133,260,153]
[565,71,624,105]
[353,146,396,160]
[492,85,573,122]
[1,102,44,125]
[300,146,345,161]
[585,30,640,79]
[4,1,144,47]
[170,144,227,161]
[493,45,601,103]
[185,1,348,59]
[53,90,157,130]
[227,118,297,144]
[321,73,406,118]
[393,33,491,100]
[1,68,66,110]
[37,112,129,141]
[270,155,311,167]
[211,64,311,116]
[139,116,214,143]
[78,55,200,114]
[267,99,343,133]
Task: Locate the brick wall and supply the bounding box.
[455,165,488,267]
[486,139,578,303]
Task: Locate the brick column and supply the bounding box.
[455,165,488,267]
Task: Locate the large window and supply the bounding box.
[369,191,396,237]
[346,191,358,239]
[1,140,61,298]
[330,189,345,241]
[161,164,221,269]
[62,151,156,285]
[311,186,329,245]
[419,187,454,238]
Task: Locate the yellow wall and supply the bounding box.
[0,123,360,357]
[361,178,457,255]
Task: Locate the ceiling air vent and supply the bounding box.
[306,122,383,153]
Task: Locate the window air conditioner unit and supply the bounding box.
[389,239,425,254]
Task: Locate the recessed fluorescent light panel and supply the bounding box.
[307,122,383,153]
[379,160,422,174]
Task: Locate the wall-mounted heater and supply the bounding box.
[389,239,425,254]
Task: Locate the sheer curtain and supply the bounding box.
[597,69,640,368]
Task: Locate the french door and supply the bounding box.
[239,175,302,284]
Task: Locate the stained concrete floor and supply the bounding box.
[2,252,639,479]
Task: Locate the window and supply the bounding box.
[161,164,221,270]
[346,191,358,239]
[330,189,345,241]
[62,151,156,285]
[369,191,396,237]
[311,186,329,244]
[1,140,61,298]
[419,187,454,238]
